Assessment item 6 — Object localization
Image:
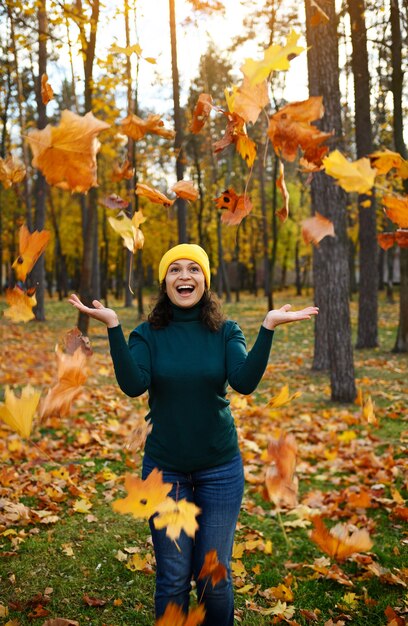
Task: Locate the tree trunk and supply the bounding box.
[347,0,378,348]
[305,0,356,401]
[31,1,48,322]
[169,0,187,243]
[390,0,408,352]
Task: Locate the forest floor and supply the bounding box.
[0,289,407,626]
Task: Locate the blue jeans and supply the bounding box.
[142,452,245,626]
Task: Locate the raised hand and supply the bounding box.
[262,304,319,331]
[68,294,119,328]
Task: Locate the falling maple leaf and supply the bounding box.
[215,188,253,225]
[302,212,335,245]
[40,347,89,419]
[309,0,330,26]
[120,113,175,141]
[62,327,93,357]
[155,602,206,626]
[112,468,172,519]
[268,96,332,166]
[225,78,269,125]
[213,111,256,167]
[0,385,41,438]
[153,497,201,541]
[108,210,146,252]
[125,416,153,453]
[12,223,51,281]
[189,93,213,133]
[264,432,298,507]
[171,180,199,201]
[110,42,156,64]
[111,160,135,182]
[135,183,175,207]
[3,286,37,323]
[377,232,397,251]
[26,110,109,193]
[41,73,54,105]
[267,384,302,408]
[0,154,26,189]
[198,549,227,587]
[276,161,290,222]
[101,194,130,210]
[310,516,373,561]
[241,30,305,85]
[382,195,408,228]
[369,149,408,178]
[322,149,377,193]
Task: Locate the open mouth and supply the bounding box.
[176,285,195,294]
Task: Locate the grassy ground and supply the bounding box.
[0,289,407,625]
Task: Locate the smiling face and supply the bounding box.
[165,258,206,308]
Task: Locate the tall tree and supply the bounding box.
[347,0,378,348]
[169,0,187,243]
[390,0,408,352]
[305,0,356,401]
[31,0,48,321]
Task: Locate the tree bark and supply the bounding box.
[305,0,356,401]
[347,0,378,348]
[169,0,187,243]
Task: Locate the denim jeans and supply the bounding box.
[142,452,245,626]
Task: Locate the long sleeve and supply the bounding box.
[226,323,274,394]
[107,325,151,397]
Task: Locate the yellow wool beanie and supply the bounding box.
[159,244,211,287]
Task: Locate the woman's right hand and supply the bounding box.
[68,294,119,328]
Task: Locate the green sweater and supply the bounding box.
[108,303,274,472]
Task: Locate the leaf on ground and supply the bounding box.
[112,468,172,519]
[154,497,201,541]
[0,385,41,438]
[322,150,377,193]
[42,619,79,626]
[3,287,37,323]
[310,516,373,561]
[82,593,107,606]
[267,384,301,408]
[198,549,227,587]
[302,212,335,245]
[27,110,109,193]
[120,113,175,140]
[12,224,51,281]
[382,195,408,228]
[0,154,26,189]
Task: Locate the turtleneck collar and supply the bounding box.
[170,302,202,322]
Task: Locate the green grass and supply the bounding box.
[0,289,407,625]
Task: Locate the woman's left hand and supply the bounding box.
[262,304,319,330]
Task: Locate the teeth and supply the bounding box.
[177,286,194,292]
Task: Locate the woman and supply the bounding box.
[69,243,318,626]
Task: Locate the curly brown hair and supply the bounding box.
[148,283,226,332]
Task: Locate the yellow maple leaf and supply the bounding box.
[241,30,305,85]
[153,498,201,541]
[225,78,269,124]
[120,113,175,141]
[27,110,109,193]
[0,154,26,189]
[73,499,93,513]
[267,384,301,408]
[3,287,37,323]
[323,149,377,193]
[112,468,172,519]
[369,149,408,177]
[12,223,51,281]
[108,210,146,252]
[0,385,41,438]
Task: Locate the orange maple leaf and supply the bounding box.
[135,183,175,207]
[215,189,253,225]
[267,96,332,166]
[111,160,135,182]
[189,93,213,134]
[382,195,408,228]
[276,161,289,222]
[41,73,54,105]
[198,549,227,587]
[0,154,26,189]
[120,113,175,140]
[112,468,172,519]
[3,286,37,323]
[369,149,408,177]
[40,346,89,419]
[27,110,109,193]
[171,181,199,201]
[155,603,206,626]
[377,232,397,251]
[12,224,51,281]
[225,78,269,125]
[264,432,298,507]
[301,212,335,245]
[213,112,256,167]
[310,516,373,561]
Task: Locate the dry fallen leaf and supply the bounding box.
[0,385,41,438]
[310,516,373,561]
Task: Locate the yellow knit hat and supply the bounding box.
[159,244,211,287]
